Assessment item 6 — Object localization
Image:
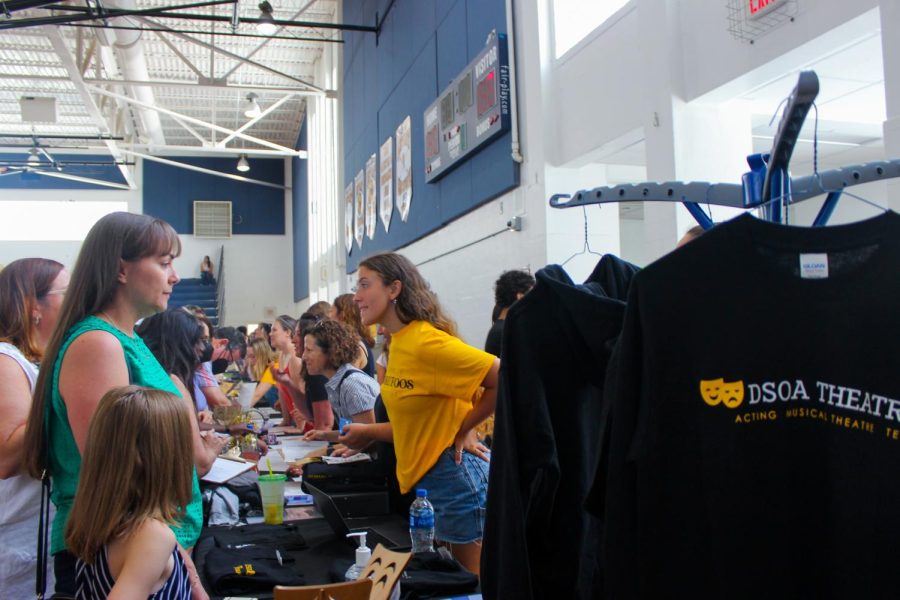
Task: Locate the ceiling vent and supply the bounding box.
[20,97,57,123]
[193,201,232,238]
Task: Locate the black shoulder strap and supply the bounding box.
[336,368,362,391]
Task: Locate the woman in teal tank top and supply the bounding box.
[24,212,207,598]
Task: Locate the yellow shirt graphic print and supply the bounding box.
[700,378,745,409]
[381,321,495,493]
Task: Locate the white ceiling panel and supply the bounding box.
[0,0,341,179]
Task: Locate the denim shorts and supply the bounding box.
[415,448,489,544]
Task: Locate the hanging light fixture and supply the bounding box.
[243,92,262,119]
[236,154,250,172]
[27,147,41,164]
[256,1,277,35]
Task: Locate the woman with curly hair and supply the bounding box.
[300,319,378,446]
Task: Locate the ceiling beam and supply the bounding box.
[85,84,302,154]
[84,78,323,93]
[43,26,137,188]
[152,29,206,79]
[65,21,343,43]
[123,150,289,190]
[218,92,297,146]
[34,169,133,190]
[0,133,125,140]
[136,16,325,92]
[0,73,326,94]
[10,1,373,32]
[0,144,306,158]
[80,37,97,76]
[170,115,209,144]
[0,0,236,30]
[220,0,317,80]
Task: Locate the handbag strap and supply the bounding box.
[36,465,50,598]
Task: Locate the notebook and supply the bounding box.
[201,456,255,484]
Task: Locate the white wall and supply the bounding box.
[549,4,644,167]
[545,0,882,167]
[680,1,880,103]
[0,168,142,269]
[303,34,344,311]
[0,158,297,328]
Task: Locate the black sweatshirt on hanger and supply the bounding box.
[481,255,639,600]
[593,211,900,599]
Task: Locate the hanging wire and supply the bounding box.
[561,205,602,266]
[811,101,819,176]
[767,95,790,127]
[806,101,886,216]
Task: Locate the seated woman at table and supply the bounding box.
[269,314,308,427]
[293,312,335,433]
[301,319,378,444]
[241,338,279,407]
[135,308,226,477]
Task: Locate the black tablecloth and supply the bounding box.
[194,517,353,599]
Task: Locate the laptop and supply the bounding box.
[305,481,408,550]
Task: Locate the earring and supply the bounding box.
[391,299,397,304]
[34,315,41,326]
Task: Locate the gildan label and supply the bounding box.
[800,253,828,279]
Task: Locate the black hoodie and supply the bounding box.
[481,255,639,600]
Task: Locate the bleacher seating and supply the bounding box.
[169,277,219,325]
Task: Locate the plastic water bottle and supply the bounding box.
[409,488,435,553]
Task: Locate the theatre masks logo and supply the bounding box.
[700,378,745,409]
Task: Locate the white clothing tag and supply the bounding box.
[800,253,829,279]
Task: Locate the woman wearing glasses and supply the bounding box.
[0,258,68,596]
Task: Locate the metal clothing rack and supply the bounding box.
[549,70,900,228]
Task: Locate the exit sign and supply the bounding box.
[748,0,780,19]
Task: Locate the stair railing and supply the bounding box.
[216,244,225,326]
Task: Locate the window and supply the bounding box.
[553,0,631,58]
[0,200,127,240]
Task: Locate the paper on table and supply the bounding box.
[265,449,290,472]
[270,425,305,435]
[280,439,328,462]
[321,452,372,465]
[201,456,255,484]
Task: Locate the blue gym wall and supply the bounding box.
[0,153,129,189]
[292,123,310,301]
[342,0,518,272]
[143,157,285,234]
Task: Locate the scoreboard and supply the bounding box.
[424,31,511,183]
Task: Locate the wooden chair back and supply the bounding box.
[273,578,373,600]
[358,544,411,600]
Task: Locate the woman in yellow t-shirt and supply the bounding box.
[340,252,499,575]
